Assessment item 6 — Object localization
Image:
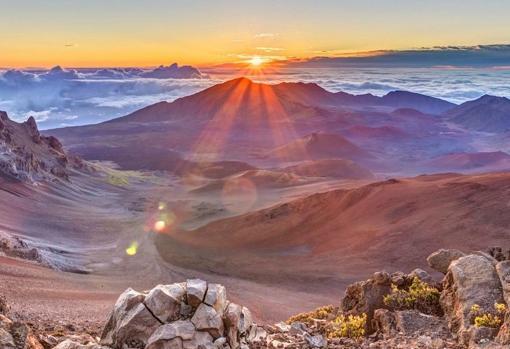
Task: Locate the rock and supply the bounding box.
[186,279,207,307]
[441,254,504,346]
[274,322,290,333]
[409,268,432,283]
[52,340,109,349]
[100,288,147,347]
[212,337,227,348]
[183,331,214,349]
[223,303,253,348]
[108,303,161,349]
[0,327,15,349]
[204,284,227,316]
[394,310,449,336]
[373,271,391,285]
[496,261,510,305]
[191,303,224,339]
[144,283,186,323]
[373,309,396,336]
[246,325,267,344]
[341,274,392,333]
[304,333,326,348]
[496,310,510,345]
[390,272,407,287]
[467,326,499,347]
[427,249,465,274]
[289,322,308,336]
[146,320,195,349]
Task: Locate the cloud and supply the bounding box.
[288,44,510,68]
[0,64,213,129]
[254,33,277,39]
[256,47,284,52]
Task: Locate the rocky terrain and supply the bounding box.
[0,111,84,182]
[2,247,510,349]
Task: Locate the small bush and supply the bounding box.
[326,313,367,339]
[471,303,507,328]
[383,277,441,315]
[286,305,336,326]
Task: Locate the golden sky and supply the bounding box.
[1,0,509,68]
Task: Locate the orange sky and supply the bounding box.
[1,0,509,68]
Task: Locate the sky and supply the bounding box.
[2,0,510,68]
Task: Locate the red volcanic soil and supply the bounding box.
[268,132,372,162]
[281,159,374,179]
[156,172,510,288]
[425,151,510,171]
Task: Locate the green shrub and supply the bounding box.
[471,303,507,328]
[383,277,441,315]
[326,313,367,339]
[286,305,335,326]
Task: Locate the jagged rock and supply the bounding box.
[289,322,308,336]
[0,327,15,349]
[204,284,227,316]
[246,325,267,343]
[304,333,326,348]
[441,254,504,346]
[496,310,510,345]
[394,310,449,336]
[373,309,449,338]
[427,249,465,274]
[341,272,392,333]
[186,279,207,307]
[183,331,214,349]
[273,322,290,333]
[52,339,109,349]
[146,320,195,349]
[9,321,44,349]
[390,272,407,287]
[111,303,161,348]
[100,288,146,346]
[495,261,510,305]
[223,303,253,348]
[467,326,500,347]
[0,295,8,314]
[409,268,432,283]
[144,283,186,323]
[191,303,224,338]
[373,309,396,336]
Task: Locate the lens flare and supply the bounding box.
[125,241,139,256]
[158,202,166,210]
[154,220,166,232]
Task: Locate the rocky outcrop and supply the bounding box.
[0,111,84,182]
[427,249,466,274]
[441,255,504,346]
[100,280,265,349]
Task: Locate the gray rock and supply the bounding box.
[111,303,161,349]
[441,254,504,346]
[191,303,224,338]
[100,288,146,346]
[246,325,268,343]
[212,337,227,348]
[289,322,308,336]
[274,322,290,333]
[409,268,432,283]
[204,284,227,316]
[183,331,214,349]
[186,279,207,307]
[53,340,110,349]
[496,261,510,305]
[304,333,326,348]
[394,310,449,336]
[223,303,253,348]
[427,249,465,274]
[144,284,186,323]
[0,328,15,349]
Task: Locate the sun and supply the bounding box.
[248,56,264,66]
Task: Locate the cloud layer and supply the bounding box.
[1,61,509,129]
[289,44,510,68]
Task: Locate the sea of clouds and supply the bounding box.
[0,64,509,129]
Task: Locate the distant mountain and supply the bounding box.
[446,95,510,133]
[268,132,372,162]
[110,78,455,124]
[424,151,510,171]
[0,111,81,181]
